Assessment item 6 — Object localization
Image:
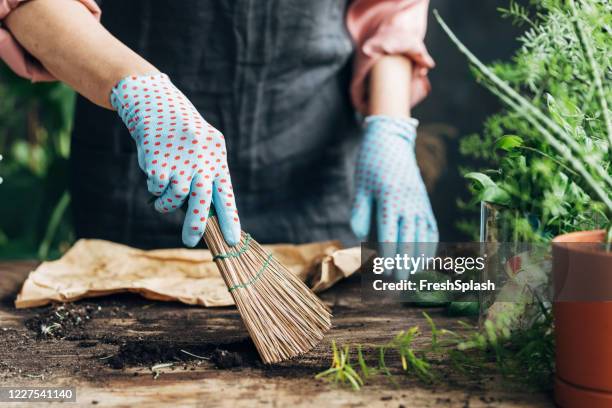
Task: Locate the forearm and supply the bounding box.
[368,55,413,118]
[4,0,157,108]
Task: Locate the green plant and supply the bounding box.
[317,323,434,389]
[423,311,459,351]
[0,66,76,259]
[315,340,364,390]
[317,309,554,391]
[389,327,434,382]
[356,345,372,379]
[456,299,555,390]
[377,346,394,380]
[434,0,606,391]
[449,0,612,242]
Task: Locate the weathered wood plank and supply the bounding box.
[0,261,552,407]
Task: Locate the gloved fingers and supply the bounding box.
[146,168,171,197]
[422,213,440,261]
[137,148,146,172]
[377,203,400,277]
[415,213,437,243]
[154,175,191,213]
[414,215,434,273]
[412,215,433,260]
[212,174,241,246]
[377,202,400,244]
[397,215,418,278]
[350,191,373,240]
[182,175,213,247]
[398,214,417,245]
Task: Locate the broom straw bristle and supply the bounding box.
[204,215,332,364]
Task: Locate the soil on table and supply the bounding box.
[0,261,554,407]
[20,300,263,372]
[105,337,260,370]
[6,295,489,384]
[24,303,101,339]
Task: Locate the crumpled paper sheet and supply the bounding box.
[15,239,361,309]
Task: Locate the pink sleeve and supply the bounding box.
[346,0,435,114]
[0,0,101,82]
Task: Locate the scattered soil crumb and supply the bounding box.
[107,341,178,369]
[24,303,100,339]
[211,349,243,369]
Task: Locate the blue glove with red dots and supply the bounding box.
[110,73,241,247]
[351,116,438,245]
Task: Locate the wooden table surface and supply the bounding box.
[0,261,552,407]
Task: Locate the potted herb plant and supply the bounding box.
[435,0,611,405]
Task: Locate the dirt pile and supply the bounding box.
[24,303,100,339]
[104,338,261,370]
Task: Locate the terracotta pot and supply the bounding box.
[553,230,612,408]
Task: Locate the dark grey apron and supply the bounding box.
[70,0,360,248]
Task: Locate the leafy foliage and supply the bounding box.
[315,340,364,390]
[321,1,597,393]
[427,0,608,393]
[389,327,434,382]
[317,323,433,390]
[317,310,554,391]
[0,66,76,259]
[456,0,612,241]
[457,301,555,390]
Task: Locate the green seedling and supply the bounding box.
[377,346,398,387]
[356,345,373,379]
[423,312,459,351]
[315,341,364,391]
[317,302,554,391]
[389,327,433,382]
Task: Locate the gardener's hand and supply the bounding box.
[110,73,241,247]
[351,116,438,246]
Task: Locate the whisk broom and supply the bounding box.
[202,211,332,364]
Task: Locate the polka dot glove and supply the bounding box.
[351,116,438,245]
[110,74,241,247]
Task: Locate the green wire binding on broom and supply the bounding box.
[227,253,273,292]
[204,204,272,291]
[202,202,332,363]
[212,234,252,260]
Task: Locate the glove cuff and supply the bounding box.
[364,115,419,144]
[109,73,172,127]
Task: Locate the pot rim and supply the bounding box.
[553,229,605,243]
[553,229,612,258]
